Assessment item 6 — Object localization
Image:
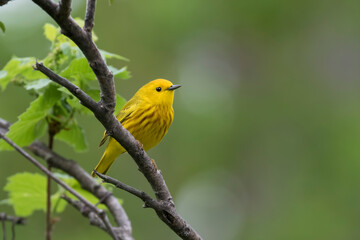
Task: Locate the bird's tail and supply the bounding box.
[91,149,118,177]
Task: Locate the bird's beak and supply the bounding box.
[167,85,182,90]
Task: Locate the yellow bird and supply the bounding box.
[91,79,181,177]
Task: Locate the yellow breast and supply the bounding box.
[123,104,174,151]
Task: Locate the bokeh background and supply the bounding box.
[1,0,360,239]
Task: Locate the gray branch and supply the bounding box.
[94,171,202,240]
[33,62,98,111]
[58,0,72,20]
[84,0,96,34]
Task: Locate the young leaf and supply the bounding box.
[24,78,51,91]
[99,50,129,62]
[0,85,61,151]
[60,58,96,83]
[0,57,44,91]
[3,173,47,217]
[55,120,88,152]
[44,23,58,42]
[109,66,131,80]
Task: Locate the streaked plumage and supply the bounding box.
[91,79,180,176]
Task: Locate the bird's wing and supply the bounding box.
[98,98,139,147]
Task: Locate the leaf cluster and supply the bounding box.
[0,20,129,152]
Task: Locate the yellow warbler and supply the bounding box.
[91,79,181,177]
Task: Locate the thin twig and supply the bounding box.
[94,171,160,208]
[0,133,118,240]
[84,0,96,33]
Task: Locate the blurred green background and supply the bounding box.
[1,0,360,239]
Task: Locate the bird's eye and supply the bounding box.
[156,87,161,92]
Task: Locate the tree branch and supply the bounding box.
[84,0,96,34]
[33,62,99,111]
[94,171,160,208]
[58,0,72,20]
[0,132,119,240]
[94,171,202,240]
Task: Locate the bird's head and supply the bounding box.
[135,79,181,106]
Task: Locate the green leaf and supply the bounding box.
[0,85,62,150]
[108,66,131,80]
[65,89,100,115]
[0,57,45,91]
[3,173,47,217]
[0,21,5,33]
[60,58,96,83]
[55,120,88,152]
[44,23,58,42]
[99,50,129,62]
[24,78,51,91]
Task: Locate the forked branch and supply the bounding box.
[94,171,202,240]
